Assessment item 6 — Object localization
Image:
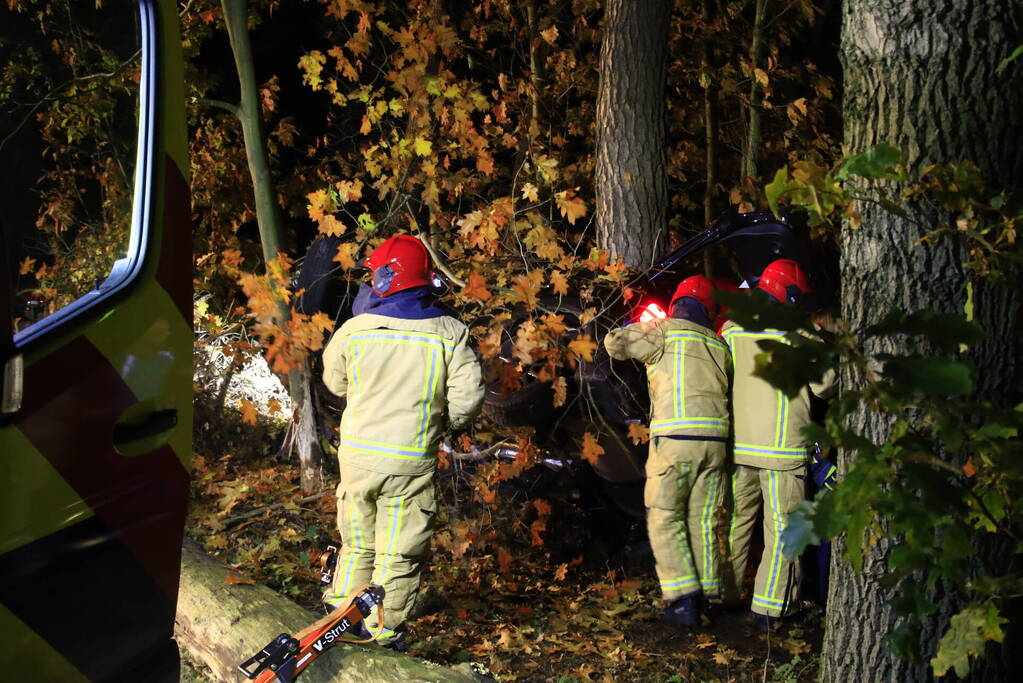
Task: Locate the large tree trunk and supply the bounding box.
[175,543,488,682]
[222,0,323,492]
[594,0,671,268]
[822,2,1023,681]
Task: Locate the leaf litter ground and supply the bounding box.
[188,429,823,682]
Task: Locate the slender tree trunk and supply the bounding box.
[702,0,719,228]
[594,0,671,268]
[526,0,546,139]
[822,2,1023,681]
[741,0,767,181]
[222,0,323,492]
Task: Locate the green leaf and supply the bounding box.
[765,167,793,217]
[716,289,809,333]
[888,580,937,619]
[357,212,376,231]
[931,602,1007,677]
[836,143,902,180]
[752,337,836,398]
[975,422,1018,439]
[887,621,922,661]
[996,45,1023,74]
[879,355,974,396]
[865,310,985,353]
[781,500,819,560]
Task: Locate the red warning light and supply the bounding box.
[639,302,667,323]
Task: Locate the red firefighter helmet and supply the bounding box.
[365,234,432,296]
[757,259,813,306]
[669,275,718,319]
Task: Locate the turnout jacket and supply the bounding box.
[322,312,484,476]
[604,318,731,439]
[721,320,836,470]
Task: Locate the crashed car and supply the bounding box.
[480,211,836,495]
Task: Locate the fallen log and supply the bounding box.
[175,541,488,683]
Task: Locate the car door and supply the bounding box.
[0,2,191,680]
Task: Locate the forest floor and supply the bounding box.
[186,413,824,683]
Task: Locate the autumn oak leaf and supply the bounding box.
[238,399,258,426]
[332,243,360,270]
[555,188,588,225]
[581,432,605,466]
[540,25,559,44]
[568,334,597,362]
[521,182,539,203]
[627,422,651,445]
[549,269,569,296]
[461,270,493,302]
[511,270,544,309]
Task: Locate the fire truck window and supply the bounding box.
[0,3,142,337]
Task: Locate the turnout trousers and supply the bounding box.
[727,463,804,617]
[323,463,436,637]
[645,437,727,602]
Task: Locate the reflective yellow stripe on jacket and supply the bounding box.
[604,319,731,439]
[323,313,484,476]
[722,321,835,470]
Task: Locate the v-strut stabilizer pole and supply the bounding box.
[237,585,386,683]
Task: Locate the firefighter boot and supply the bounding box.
[661,592,703,628]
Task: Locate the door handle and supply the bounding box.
[112,408,178,445]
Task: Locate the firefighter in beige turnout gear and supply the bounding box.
[605,276,732,627]
[321,235,484,647]
[722,260,836,626]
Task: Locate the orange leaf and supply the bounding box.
[549,269,569,296]
[962,457,977,478]
[225,573,255,586]
[555,188,588,225]
[221,249,244,268]
[333,243,360,270]
[534,498,552,517]
[540,25,559,44]
[627,422,650,445]
[511,270,544,309]
[310,311,335,333]
[19,257,36,275]
[462,270,493,302]
[530,518,547,547]
[554,563,568,581]
[498,546,513,573]
[568,334,597,362]
[552,376,568,408]
[581,432,605,466]
[239,399,258,426]
[267,398,282,414]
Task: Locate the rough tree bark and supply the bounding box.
[594,0,671,268]
[741,0,767,181]
[822,2,1023,681]
[175,543,488,683]
[221,0,323,493]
